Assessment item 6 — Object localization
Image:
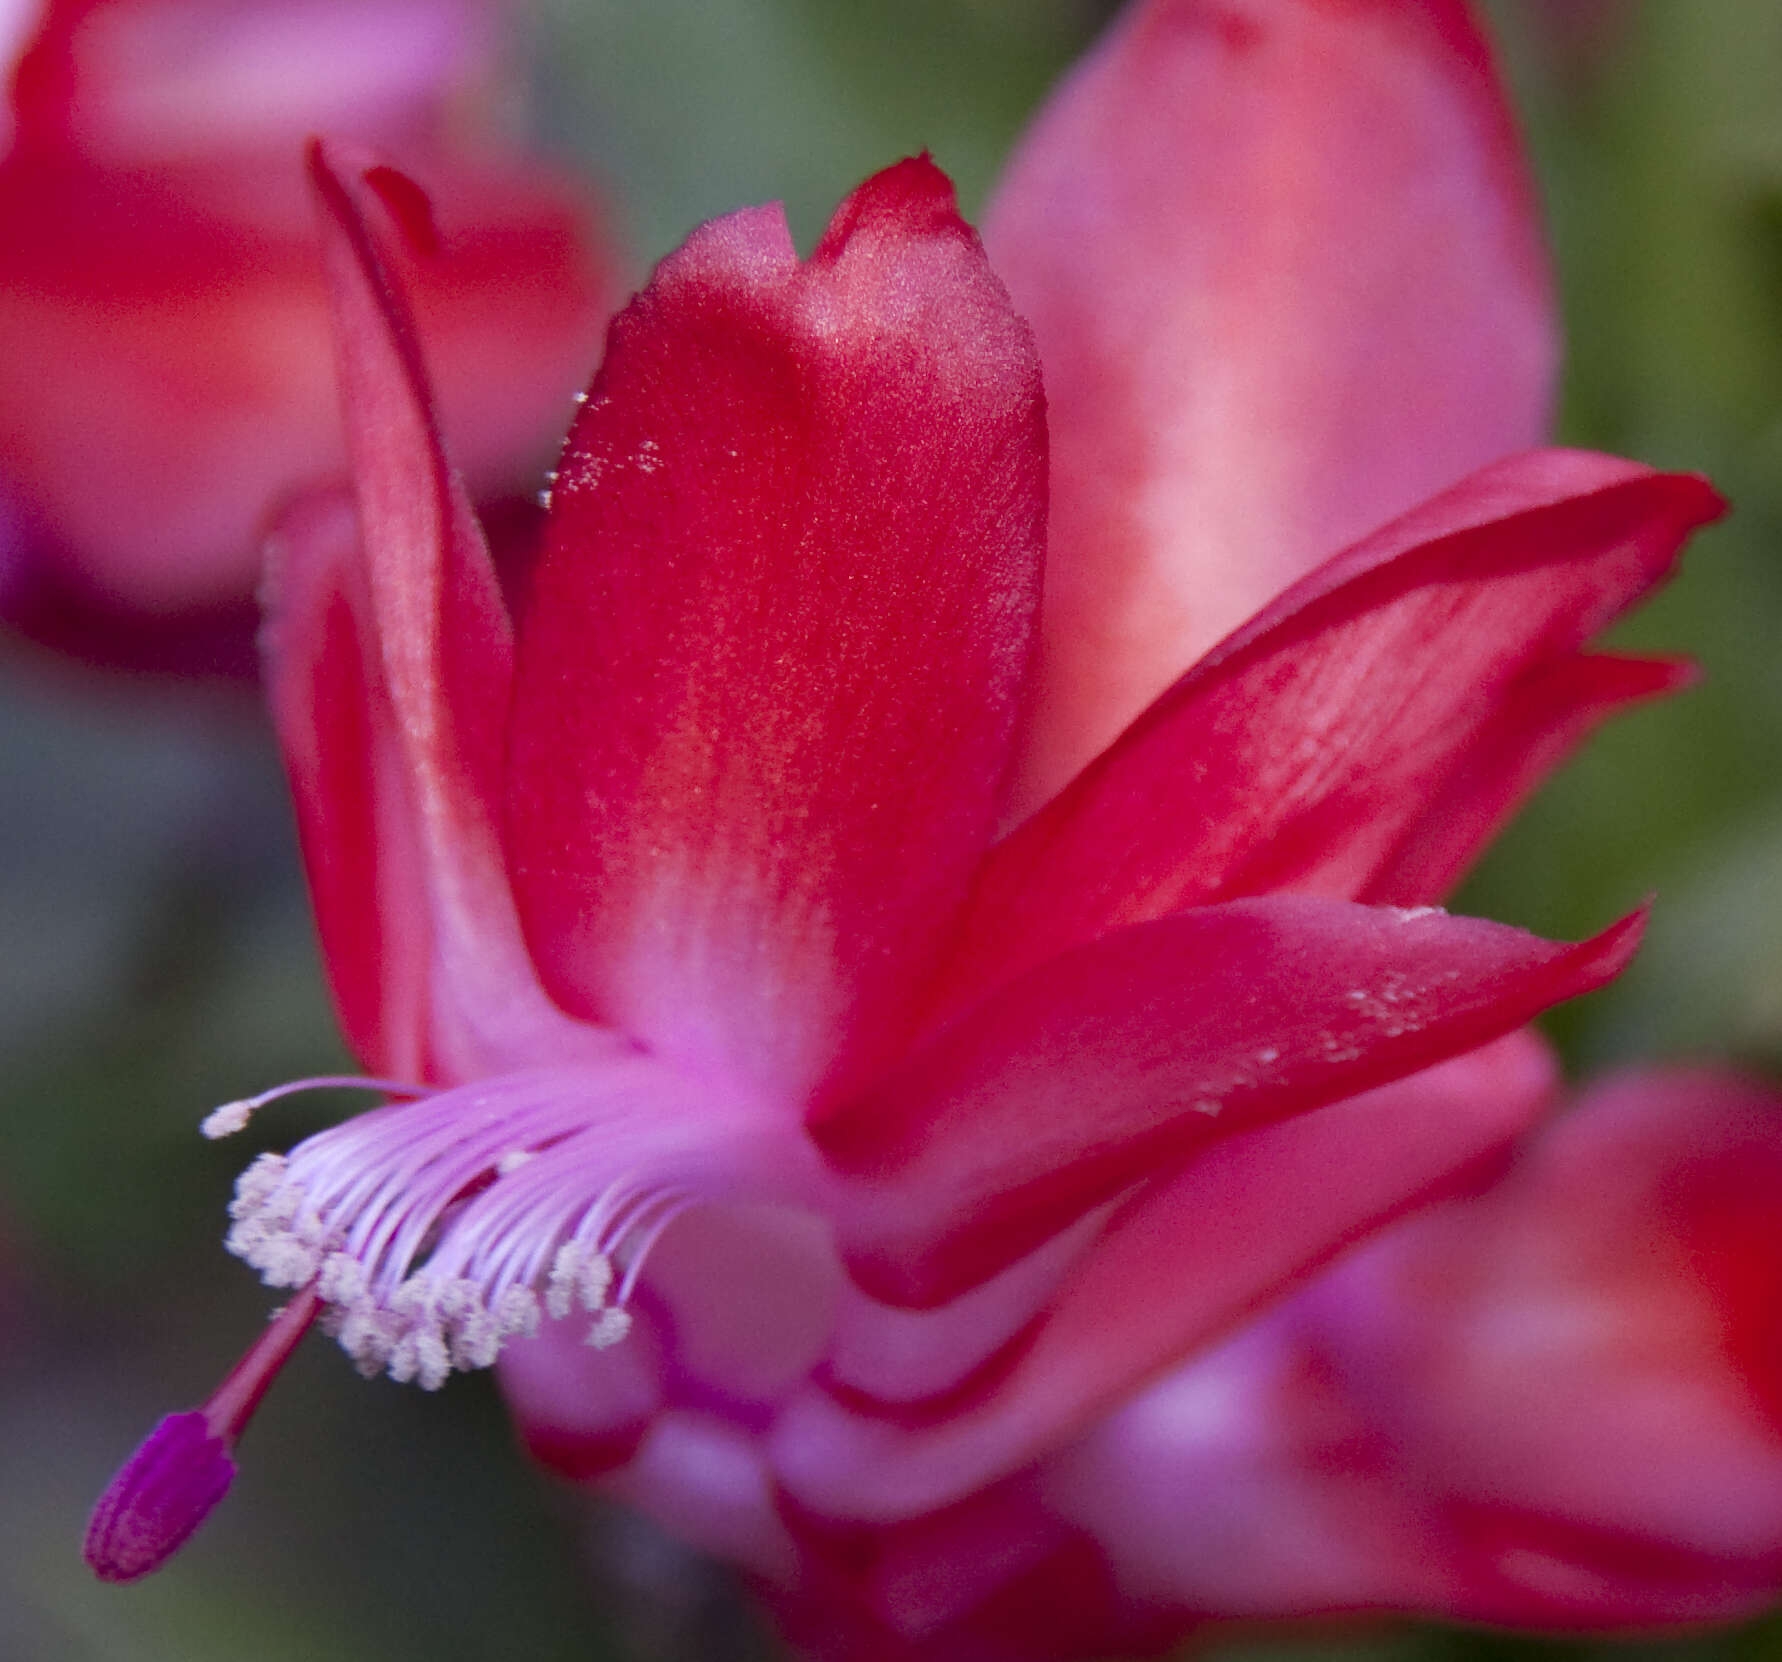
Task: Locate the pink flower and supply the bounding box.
[0,0,616,675]
[86,0,1725,1646]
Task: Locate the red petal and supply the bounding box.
[1362,650,1696,905]
[261,490,429,1076]
[506,157,1046,1103]
[987,0,1560,809]
[775,1030,1559,1523]
[278,144,601,1078]
[819,895,1638,1307]
[941,453,1720,1008]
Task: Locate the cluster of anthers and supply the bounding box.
[204,1071,685,1390]
[85,1059,810,1581]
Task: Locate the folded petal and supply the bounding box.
[775,1030,1558,1522]
[816,895,1632,1307]
[275,144,598,1078]
[506,158,1046,1103]
[986,0,1560,807]
[941,453,1719,1007]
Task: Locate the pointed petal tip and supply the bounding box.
[1580,901,1650,988]
[812,154,966,264]
[84,1411,237,1584]
[362,163,442,257]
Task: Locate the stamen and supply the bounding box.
[210,1064,810,1393]
[201,1075,421,1140]
[85,1287,320,1582]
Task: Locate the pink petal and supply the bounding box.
[506,157,1046,1103]
[987,0,1561,809]
[14,0,493,160]
[602,1413,802,1584]
[0,140,609,620]
[818,896,1635,1308]
[273,145,600,1078]
[499,1313,664,1481]
[1289,1066,1782,1623]
[775,1030,1559,1523]
[941,453,1720,1008]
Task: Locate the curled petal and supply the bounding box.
[261,490,428,1077]
[277,144,600,1077]
[988,0,1559,807]
[777,1030,1559,1522]
[942,453,1720,1007]
[1362,650,1696,905]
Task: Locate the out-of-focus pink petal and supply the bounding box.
[1051,1069,1782,1631]
[282,144,599,1078]
[941,454,1720,1007]
[0,1,42,153]
[603,1413,802,1584]
[986,0,1560,809]
[771,1496,1177,1662]
[506,157,1046,1103]
[1288,1066,1782,1625]
[819,897,1632,1307]
[853,1478,1080,1644]
[0,143,607,619]
[1038,1313,1453,1620]
[13,0,492,160]
[776,1031,1557,1523]
[499,1313,664,1481]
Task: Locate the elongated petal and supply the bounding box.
[261,490,429,1075]
[819,896,1635,1306]
[280,144,598,1078]
[940,454,1719,1008]
[507,158,1046,1103]
[987,0,1560,807]
[776,1031,1558,1522]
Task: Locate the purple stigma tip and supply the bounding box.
[85,1410,237,1583]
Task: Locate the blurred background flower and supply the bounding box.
[0,0,617,675]
[2,1,1781,1659]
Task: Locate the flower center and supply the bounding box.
[87,1056,817,1580]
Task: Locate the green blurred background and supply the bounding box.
[3,0,1781,1656]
